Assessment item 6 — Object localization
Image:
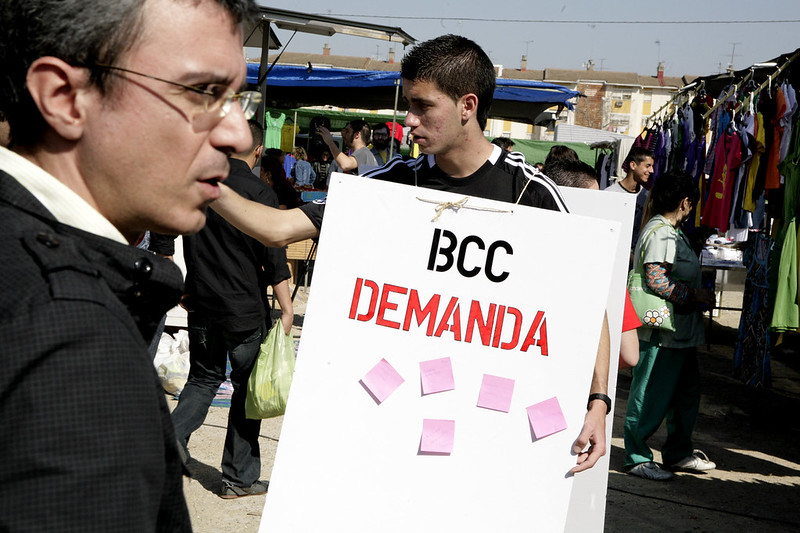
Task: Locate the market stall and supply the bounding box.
[634,48,800,387]
[246,63,580,126]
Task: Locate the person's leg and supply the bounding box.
[221,322,267,487]
[662,347,701,466]
[171,312,227,455]
[624,337,685,468]
[147,314,167,361]
[624,338,659,467]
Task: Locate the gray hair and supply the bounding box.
[544,160,598,189]
[0,0,258,147]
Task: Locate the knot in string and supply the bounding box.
[416,196,512,222]
[431,197,470,222]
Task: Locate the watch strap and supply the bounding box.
[587,393,612,415]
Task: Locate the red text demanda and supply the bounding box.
[347,277,548,355]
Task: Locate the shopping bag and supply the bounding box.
[153,330,190,396]
[627,269,675,331]
[245,321,296,419]
[627,223,678,331]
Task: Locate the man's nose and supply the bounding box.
[210,101,251,154]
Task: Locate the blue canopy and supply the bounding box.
[248,63,578,124]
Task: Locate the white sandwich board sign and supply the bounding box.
[561,186,635,532]
[260,174,621,532]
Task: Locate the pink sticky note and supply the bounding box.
[419,357,455,395]
[477,374,515,413]
[420,418,455,455]
[360,358,404,404]
[527,397,568,439]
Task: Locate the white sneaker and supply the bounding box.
[669,449,716,472]
[627,461,674,481]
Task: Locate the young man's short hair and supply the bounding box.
[626,146,655,167]
[401,34,495,130]
[237,119,263,155]
[349,119,371,144]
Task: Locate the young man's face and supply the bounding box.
[630,156,655,186]
[402,78,465,156]
[79,0,251,240]
[341,125,355,148]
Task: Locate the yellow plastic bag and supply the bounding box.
[245,321,296,419]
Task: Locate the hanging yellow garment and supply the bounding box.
[280,121,300,153]
[743,112,765,212]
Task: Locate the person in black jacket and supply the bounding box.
[0,0,259,529]
[173,120,293,499]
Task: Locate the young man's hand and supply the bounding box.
[570,401,607,474]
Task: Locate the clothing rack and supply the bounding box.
[701,71,753,120]
[702,52,799,120]
[645,82,700,127]
[589,140,616,166]
[736,51,800,113]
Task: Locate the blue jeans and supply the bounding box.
[171,312,267,487]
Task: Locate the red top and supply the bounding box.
[622,289,642,332]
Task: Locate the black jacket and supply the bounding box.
[183,158,289,331]
[0,170,190,531]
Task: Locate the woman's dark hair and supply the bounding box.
[543,145,579,173]
[649,171,699,216]
[261,154,300,208]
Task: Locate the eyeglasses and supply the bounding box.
[89,63,262,121]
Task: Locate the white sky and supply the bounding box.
[258,0,800,78]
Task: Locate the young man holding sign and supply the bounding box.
[212,35,611,474]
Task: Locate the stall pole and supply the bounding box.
[292,110,298,149]
[389,78,400,160]
[257,18,271,132]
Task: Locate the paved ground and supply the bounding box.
[172,286,800,532]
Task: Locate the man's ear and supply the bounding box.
[460,93,479,123]
[25,57,93,142]
[254,145,263,161]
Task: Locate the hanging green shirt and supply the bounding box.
[264,111,286,149]
[770,217,798,332]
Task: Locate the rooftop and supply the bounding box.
[259,50,697,89]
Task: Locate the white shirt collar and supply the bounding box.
[487,143,503,164]
[0,145,127,244]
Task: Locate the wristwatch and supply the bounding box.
[587,393,612,415]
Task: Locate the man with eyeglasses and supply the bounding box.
[0,0,259,530]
